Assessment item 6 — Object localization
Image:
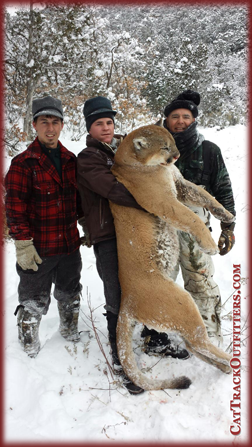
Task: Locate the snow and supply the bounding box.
[3,124,249,443]
[27,59,34,68]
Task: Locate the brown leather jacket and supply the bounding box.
[77,134,142,245]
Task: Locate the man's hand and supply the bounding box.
[218,222,235,256]
[78,216,92,248]
[15,239,42,271]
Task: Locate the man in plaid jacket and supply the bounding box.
[5,95,83,357]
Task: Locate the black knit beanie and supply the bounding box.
[83,96,117,132]
[164,90,200,118]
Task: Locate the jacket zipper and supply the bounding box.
[99,199,104,229]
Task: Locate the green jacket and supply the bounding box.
[175,140,236,217]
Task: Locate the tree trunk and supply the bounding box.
[23,0,36,141]
[23,81,35,141]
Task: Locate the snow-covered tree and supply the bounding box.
[100,4,248,127]
[4,3,248,149]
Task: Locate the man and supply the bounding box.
[163,89,236,347]
[5,95,83,358]
[77,96,188,395]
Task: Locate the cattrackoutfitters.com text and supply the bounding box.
[230,264,241,436]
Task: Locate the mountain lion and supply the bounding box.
[109,124,234,390]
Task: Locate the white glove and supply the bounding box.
[15,239,42,271]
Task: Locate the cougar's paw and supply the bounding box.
[197,235,219,255]
[201,245,219,256]
[227,212,235,222]
[220,211,235,224]
[211,207,235,223]
[224,364,232,374]
[216,362,232,374]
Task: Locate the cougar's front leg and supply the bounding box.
[158,199,219,255]
[174,173,234,224]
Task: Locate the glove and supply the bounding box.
[218,222,235,256]
[78,216,92,248]
[15,239,42,271]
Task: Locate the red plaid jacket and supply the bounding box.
[5,137,82,256]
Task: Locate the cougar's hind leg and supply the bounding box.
[184,338,232,374]
[136,278,231,375]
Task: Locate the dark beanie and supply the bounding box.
[164,90,200,118]
[83,96,117,132]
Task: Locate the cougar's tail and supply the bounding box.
[116,310,191,391]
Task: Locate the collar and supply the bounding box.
[38,140,61,156]
[164,121,204,155]
[86,134,124,155]
[25,137,74,160]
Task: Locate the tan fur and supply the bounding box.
[110,125,234,391]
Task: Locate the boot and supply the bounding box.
[105,312,123,372]
[141,327,190,360]
[57,296,81,342]
[122,375,145,395]
[110,340,144,395]
[15,305,41,358]
[105,312,144,395]
[109,340,123,374]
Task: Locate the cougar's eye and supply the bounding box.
[161,146,171,153]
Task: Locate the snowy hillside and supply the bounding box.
[3,124,249,443]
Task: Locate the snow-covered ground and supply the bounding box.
[3,124,249,443]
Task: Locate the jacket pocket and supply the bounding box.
[33,181,60,218]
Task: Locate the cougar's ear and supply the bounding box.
[155,118,163,127]
[133,137,148,151]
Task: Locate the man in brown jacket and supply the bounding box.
[77,96,188,394]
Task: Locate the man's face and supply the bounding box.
[33,115,63,148]
[89,117,114,144]
[166,108,195,133]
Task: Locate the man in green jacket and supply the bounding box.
[162,89,236,347]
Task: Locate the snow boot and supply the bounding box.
[141,327,190,360]
[122,374,145,395]
[15,304,41,358]
[109,340,123,375]
[105,311,123,374]
[110,340,144,395]
[57,295,81,342]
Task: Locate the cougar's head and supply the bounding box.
[115,125,180,167]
